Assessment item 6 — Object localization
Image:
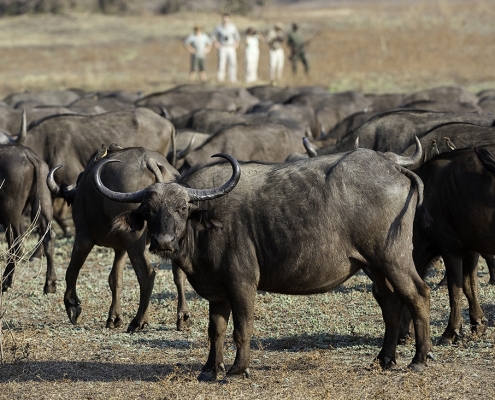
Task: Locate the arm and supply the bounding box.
[211,27,221,49]
[183,37,196,55]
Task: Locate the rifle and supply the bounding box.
[289,30,321,61]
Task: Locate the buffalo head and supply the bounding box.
[93,153,240,258]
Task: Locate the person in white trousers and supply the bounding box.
[245,27,262,83]
[266,22,285,84]
[211,13,240,83]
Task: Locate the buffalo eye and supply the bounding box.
[177,206,187,216]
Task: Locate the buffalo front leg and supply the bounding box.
[126,247,155,333]
[462,252,487,336]
[226,285,256,379]
[64,237,94,325]
[198,299,231,382]
[172,262,191,331]
[107,249,128,329]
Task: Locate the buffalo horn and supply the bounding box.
[176,133,196,160]
[394,136,422,168]
[354,136,360,149]
[93,159,148,203]
[46,165,63,196]
[187,153,241,202]
[16,109,27,144]
[303,137,317,158]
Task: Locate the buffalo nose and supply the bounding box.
[150,233,176,252]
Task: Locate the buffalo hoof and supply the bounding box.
[380,356,397,370]
[127,318,148,333]
[106,316,123,329]
[471,322,487,336]
[489,279,495,285]
[176,312,192,331]
[407,362,426,372]
[226,368,250,380]
[44,281,57,294]
[437,329,461,346]
[198,370,217,382]
[66,299,82,325]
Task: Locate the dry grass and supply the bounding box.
[1,1,495,399]
[0,232,494,399]
[0,0,494,97]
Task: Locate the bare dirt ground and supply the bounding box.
[1,1,495,399]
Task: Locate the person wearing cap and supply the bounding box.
[287,23,309,75]
[244,27,262,83]
[184,24,212,83]
[211,13,240,83]
[266,22,285,84]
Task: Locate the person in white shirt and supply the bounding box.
[211,13,240,83]
[266,22,285,84]
[183,25,212,83]
[244,27,262,83]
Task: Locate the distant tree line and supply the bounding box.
[0,0,271,16]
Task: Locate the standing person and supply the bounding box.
[244,27,262,83]
[183,24,212,83]
[287,23,309,75]
[266,22,285,84]
[211,13,240,83]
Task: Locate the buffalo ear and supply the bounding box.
[110,211,145,234]
[190,209,223,232]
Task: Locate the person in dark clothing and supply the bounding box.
[287,23,309,75]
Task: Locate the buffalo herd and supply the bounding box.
[1,83,495,380]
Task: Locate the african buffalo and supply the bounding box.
[93,151,432,380]
[0,144,56,294]
[136,84,259,114]
[329,110,495,155]
[20,107,176,235]
[176,121,306,170]
[46,146,187,332]
[407,146,495,344]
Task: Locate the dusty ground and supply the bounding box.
[1,1,495,399]
[0,232,495,399]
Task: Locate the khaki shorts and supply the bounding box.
[191,55,205,72]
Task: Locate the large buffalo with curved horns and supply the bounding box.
[93,150,432,381]
[46,146,185,332]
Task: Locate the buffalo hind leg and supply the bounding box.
[462,252,487,336]
[39,211,57,294]
[439,254,465,345]
[374,264,431,371]
[64,236,94,325]
[107,249,127,329]
[371,270,403,369]
[2,223,21,292]
[126,246,155,333]
[198,299,231,382]
[481,253,495,285]
[173,262,191,331]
